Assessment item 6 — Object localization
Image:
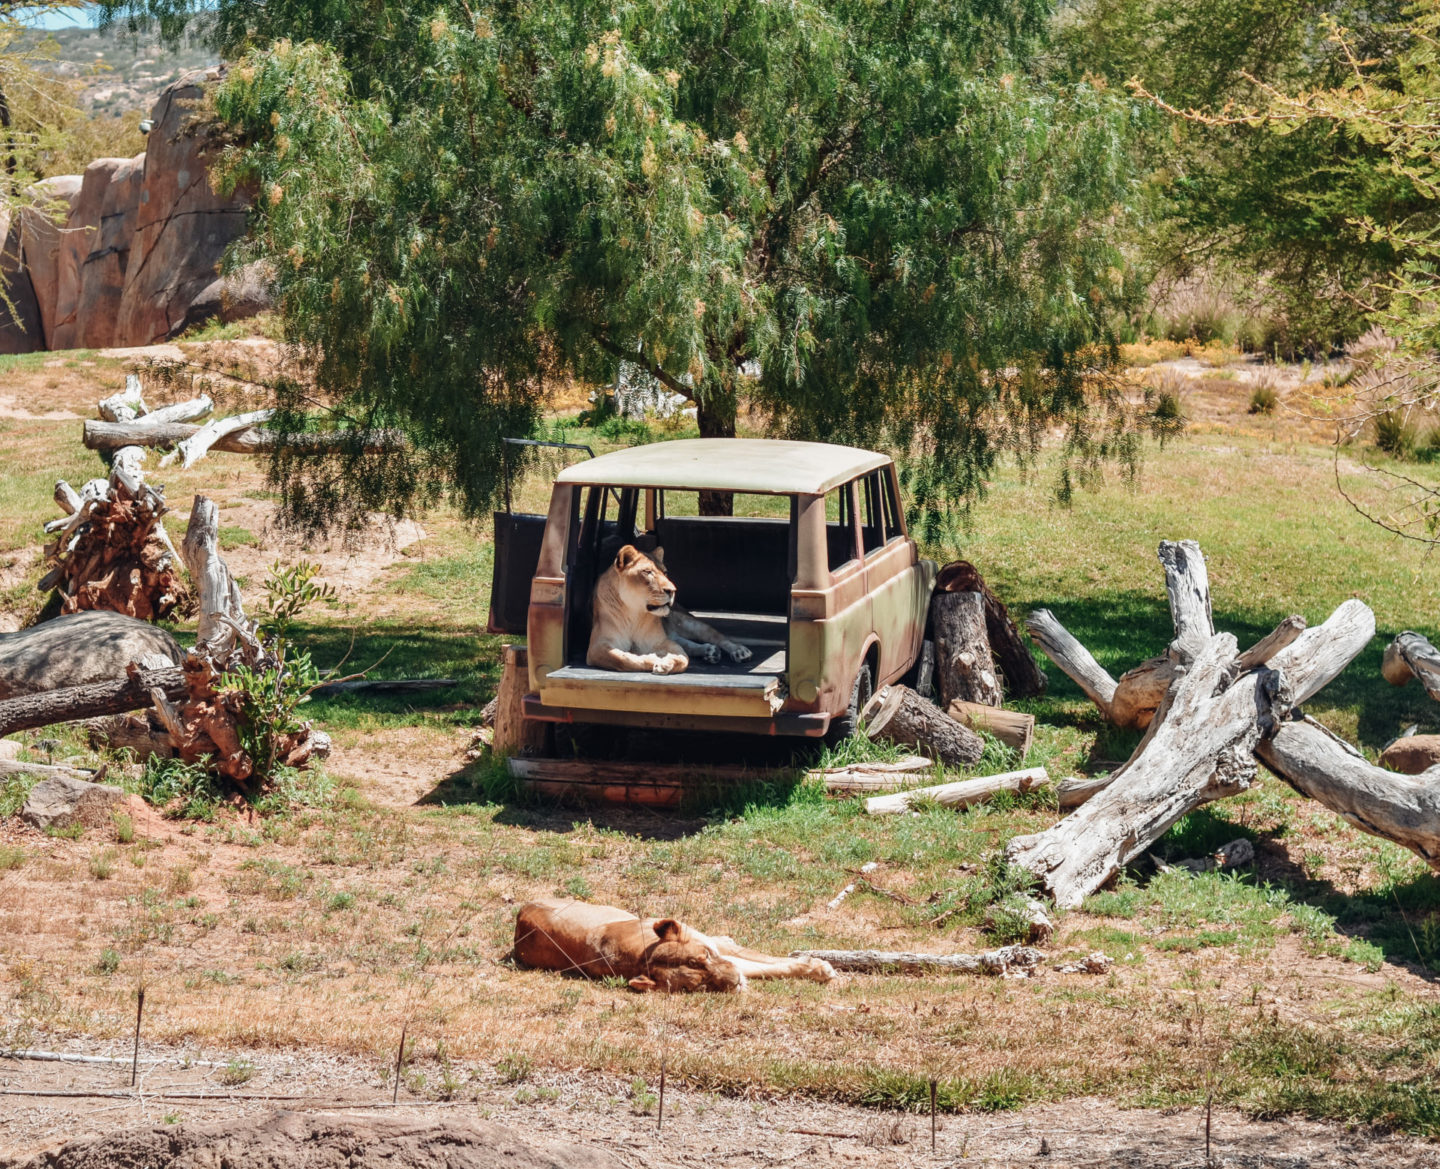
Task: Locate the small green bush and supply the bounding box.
[1375,411,1417,458]
[1249,384,1279,415]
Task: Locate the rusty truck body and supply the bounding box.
[489,438,936,740]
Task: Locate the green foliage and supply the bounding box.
[263,559,337,638]
[0,770,38,817]
[106,0,1139,531]
[1373,411,1417,459]
[218,648,320,789]
[137,756,223,820]
[1248,383,1279,415]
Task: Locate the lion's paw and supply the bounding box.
[809,959,837,982]
[725,642,753,663]
[651,654,687,675]
[699,644,722,664]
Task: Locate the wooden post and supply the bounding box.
[866,686,984,767]
[492,646,547,756]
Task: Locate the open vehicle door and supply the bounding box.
[487,438,592,636]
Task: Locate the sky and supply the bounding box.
[20,5,99,29]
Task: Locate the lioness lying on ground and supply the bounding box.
[586,544,751,674]
[514,898,836,993]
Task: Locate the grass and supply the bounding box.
[4,345,1440,1134]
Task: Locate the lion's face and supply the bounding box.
[612,545,677,617]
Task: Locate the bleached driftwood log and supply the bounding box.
[866,685,984,766]
[1382,631,1440,702]
[1007,600,1375,907]
[181,495,245,651]
[814,756,933,794]
[1259,714,1440,870]
[1158,538,1213,661]
[1025,609,1117,720]
[864,766,1049,815]
[932,591,1002,707]
[789,945,1043,975]
[98,375,148,422]
[161,408,275,469]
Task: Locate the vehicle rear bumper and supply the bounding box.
[522,694,831,737]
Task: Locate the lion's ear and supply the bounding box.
[615,545,642,571]
[651,546,666,568]
[653,918,684,942]
[628,975,658,993]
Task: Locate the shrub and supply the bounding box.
[1249,383,1279,415]
[1374,411,1418,458]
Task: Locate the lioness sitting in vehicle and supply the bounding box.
[587,544,751,674]
[513,898,836,993]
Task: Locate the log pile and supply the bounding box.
[1011,538,1440,907]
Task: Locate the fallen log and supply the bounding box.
[864,766,1049,815]
[1259,714,1440,870]
[866,685,984,767]
[0,666,186,738]
[1382,631,1440,702]
[934,561,1047,697]
[131,395,213,427]
[310,678,458,697]
[789,945,1043,975]
[944,700,1034,756]
[814,756,933,794]
[932,591,1002,707]
[84,419,409,455]
[1007,600,1375,908]
[0,757,97,781]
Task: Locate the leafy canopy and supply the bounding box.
[104,0,1140,532]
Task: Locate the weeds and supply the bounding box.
[0,845,24,870]
[89,849,117,880]
[1248,383,1279,415]
[112,812,135,844]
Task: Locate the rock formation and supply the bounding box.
[3,66,262,353]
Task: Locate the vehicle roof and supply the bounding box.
[554,438,891,495]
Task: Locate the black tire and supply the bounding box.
[825,661,874,747]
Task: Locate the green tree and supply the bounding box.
[1059,0,1417,351]
[103,0,1140,530]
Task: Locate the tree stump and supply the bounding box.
[931,591,1001,707]
[493,645,548,756]
[935,561,1047,697]
[866,685,984,767]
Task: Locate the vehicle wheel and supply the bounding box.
[825,661,874,747]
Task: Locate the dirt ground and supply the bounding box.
[1,1038,1436,1167]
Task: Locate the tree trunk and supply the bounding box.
[1024,609,1117,719]
[98,375,148,423]
[696,393,735,516]
[0,666,185,738]
[1382,631,1440,701]
[1006,600,1375,908]
[788,946,1042,975]
[935,561,1047,698]
[945,700,1034,756]
[932,591,1002,707]
[181,495,245,652]
[1258,714,1440,870]
[864,766,1049,815]
[866,684,984,767]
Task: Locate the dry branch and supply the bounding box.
[1024,609,1117,719]
[789,946,1043,975]
[161,409,275,469]
[84,419,409,455]
[864,766,1049,815]
[0,665,185,738]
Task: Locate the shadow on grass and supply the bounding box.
[1151,805,1440,980]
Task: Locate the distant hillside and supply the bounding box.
[18,21,219,121]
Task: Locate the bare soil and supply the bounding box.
[0,1042,1435,1168]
